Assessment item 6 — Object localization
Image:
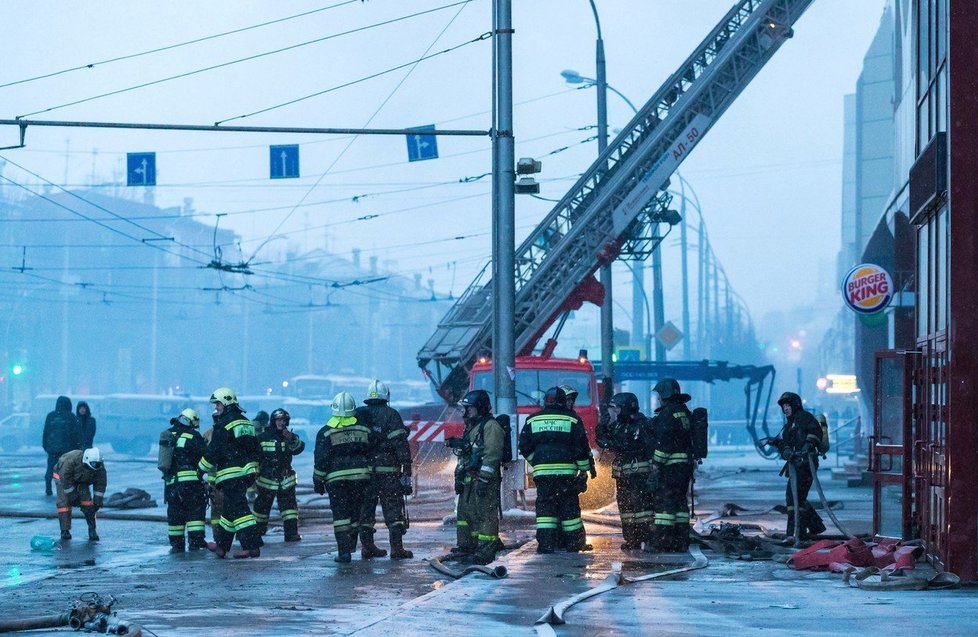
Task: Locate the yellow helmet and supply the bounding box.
[173,408,200,429]
[209,387,238,406]
[331,392,357,417]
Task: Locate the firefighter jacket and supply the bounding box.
[198,406,260,486]
[518,406,591,478]
[256,426,305,489]
[313,415,378,485]
[43,396,79,456]
[596,411,655,477]
[54,449,107,498]
[357,400,412,476]
[163,423,207,486]
[456,415,504,484]
[650,399,694,468]
[774,408,822,468]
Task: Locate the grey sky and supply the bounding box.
[0,0,885,327]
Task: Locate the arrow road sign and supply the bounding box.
[126,152,156,186]
[406,125,438,162]
[270,144,300,179]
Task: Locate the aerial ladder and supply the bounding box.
[418,0,814,404]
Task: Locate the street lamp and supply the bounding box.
[560,69,641,114]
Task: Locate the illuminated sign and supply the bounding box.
[824,374,860,394]
[842,264,893,314]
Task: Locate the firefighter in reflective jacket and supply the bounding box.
[356,380,414,560]
[596,392,656,550]
[450,390,504,565]
[314,392,379,563]
[519,386,592,553]
[198,387,262,559]
[768,391,827,541]
[161,408,208,552]
[54,447,106,541]
[254,408,305,542]
[647,379,695,552]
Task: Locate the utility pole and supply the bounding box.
[651,228,666,363]
[679,178,692,360]
[492,0,519,509]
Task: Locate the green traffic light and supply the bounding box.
[11,364,23,376]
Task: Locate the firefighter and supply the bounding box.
[198,387,262,559]
[767,391,826,541]
[253,408,305,542]
[356,380,414,560]
[518,386,592,553]
[160,408,208,552]
[596,392,656,551]
[202,418,222,542]
[449,389,505,565]
[560,384,597,479]
[313,392,378,563]
[647,378,695,553]
[53,447,106,541]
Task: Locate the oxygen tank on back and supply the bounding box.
[691,407,709,461]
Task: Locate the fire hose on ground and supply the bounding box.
[0,593,145,635]
[428,554,508,580]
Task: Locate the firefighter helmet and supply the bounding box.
[209,386,238,406]
[366,380,391,403]
[172,408,200,429]
[270,408,291,425]
[609,392,640,417]
[544,386,568,409]
[458,389,492,415]
[331,392,357,417]
[559,384,579,403]
[82,447,103,471]
[777,392,803,411]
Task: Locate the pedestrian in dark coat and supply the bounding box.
[42,396,79,496]
[76,401,96,449]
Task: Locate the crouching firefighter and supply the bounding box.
[357,380,414,560]
[647,379,695,553]
[54,447,107,541]
[254,408,305,542]
[596,393,656,551]
[314,392,378,563]
[519,386,592,553]
[766,392,826,542]
[199,387,262,559]
[448,390,504,565]
[159,408,208,552]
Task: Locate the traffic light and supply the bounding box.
[10,363,24,376]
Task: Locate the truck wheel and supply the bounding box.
[580,462,616,510]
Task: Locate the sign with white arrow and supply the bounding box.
[406,125,438,162]
[269,144,300,179]
[126,152,156,186]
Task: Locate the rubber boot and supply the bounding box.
[58,512,72,540]
[85,513,99,542]
[621,522,642,551]
[334,532,354,563]
[359,530,387,559]
[644,526,668,553]
[188,532,207,550]
[232,547,261,559]
[283,519,302,543]
[671,526,689,552]
[785,512,796,539]
[389,528,413,560]
[536,527,557,554]
[804,508,826,538]
[257,522,268,537]
[463,539,498,565]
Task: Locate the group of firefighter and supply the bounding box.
[50,376,826,561]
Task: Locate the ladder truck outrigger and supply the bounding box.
[411,0,812,503]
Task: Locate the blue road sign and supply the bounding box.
[126,152,156,186]
[406,125,438,162]
[270,144,300,179]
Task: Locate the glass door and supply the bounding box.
[871,351,915,539]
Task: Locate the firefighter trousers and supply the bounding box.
[534,475,585,552]
[359,474,408,542]
[456,476,500,561]
[54,479,96,533]
[327,479,370,556]
[254,483,300,539]
[213,477,261,552]
[786,461,824,538]
[615,474,655,547]
[166,482,207,549]
[650,464,692,551]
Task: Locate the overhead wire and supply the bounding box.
[0,1,362,90]
[16,1,477,119]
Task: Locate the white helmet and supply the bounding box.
[172,408,200,429]
[209,386,238,406]
[366,380,390,403]
[331,392,357,417]
[82,447,103,470]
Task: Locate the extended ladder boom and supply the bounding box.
[418,0,814,403]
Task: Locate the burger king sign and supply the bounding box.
[842,263,893,314]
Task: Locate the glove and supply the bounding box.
[576,473,588,494]
[399,474,414,496]
[589,465,597,480]
[476,478,489,498]
[313,478,326,495]
[92,496,103,509]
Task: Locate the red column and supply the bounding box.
[946,0,978,580]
